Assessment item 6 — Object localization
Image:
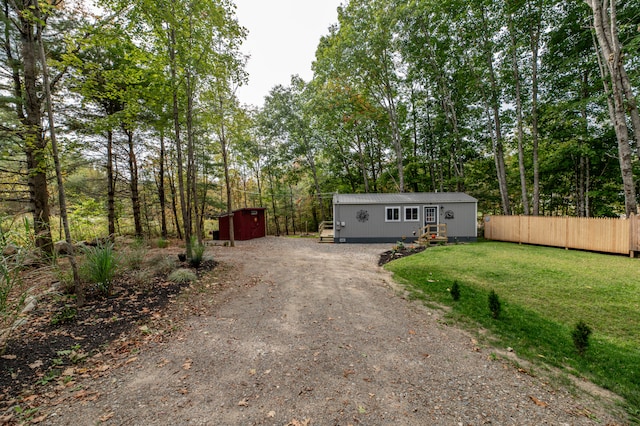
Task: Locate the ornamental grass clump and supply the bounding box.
[189,236,205,267]
[572,320,592,356]
[168,268,197,284]
[488,289,501,319]
[81,242,118,296]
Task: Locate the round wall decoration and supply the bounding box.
[356,209,369,222]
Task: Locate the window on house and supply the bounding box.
[385,206,400,222]
[405,206,419,222]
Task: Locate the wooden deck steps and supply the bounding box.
[417,223,448,245]
[318,221,334,243]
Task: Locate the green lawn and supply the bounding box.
[385,241,640,420]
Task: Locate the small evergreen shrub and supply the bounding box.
[157,238,169,249]
[168,268,197,284]
[81,242,118,296]
[450,280,461,301]
[488,290,501,319]
[572,320,592,356]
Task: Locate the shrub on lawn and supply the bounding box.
[572,320,592,356]
[488,289,501,319]
[450,280,461,301]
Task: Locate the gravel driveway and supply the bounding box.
[42,237,626,425]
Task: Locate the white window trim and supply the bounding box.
[385,206,401,222]
[404,206,420,222]
[424,205,438,224]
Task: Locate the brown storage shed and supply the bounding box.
[217,208,266,241]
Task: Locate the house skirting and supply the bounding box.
[333,237,477,244]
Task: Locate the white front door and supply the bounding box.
[424,206,439,226]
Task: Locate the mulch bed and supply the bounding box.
[378,245,427,266]
[0,258,217,409]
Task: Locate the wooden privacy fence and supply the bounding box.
[484,214,640,256]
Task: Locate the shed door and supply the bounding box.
[424,206,438,226]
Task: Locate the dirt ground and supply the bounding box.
[32,237,626,425]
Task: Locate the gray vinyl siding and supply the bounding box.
[332,192,477,243]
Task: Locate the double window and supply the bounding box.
[386,206,421,222]
[404,206,419,222]
[385,206,401,222]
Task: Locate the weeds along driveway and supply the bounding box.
[42,237,625,425]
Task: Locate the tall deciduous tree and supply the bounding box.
[585,0,639,216]
[1,0,58,253]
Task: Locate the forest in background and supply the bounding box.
[1,0,640,250]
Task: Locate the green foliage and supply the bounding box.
[188,236,205,267]
[168,268,197,284]
[0,226,28,349]
[385,242,640,418]
[488,290,501,319]
[572,320,592,356]
[450,280,460,301]
[50,305,77,325]
[157,238,168,249]
[81,242,118,296]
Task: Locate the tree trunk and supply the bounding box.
[36,5,82,304]
[158,132,167,238]
[305,150,325,222]
[219,98,235,247]
[186,69,200,244]
[18,3,53,254]
[107,130,116,237]
[508,12,529,215]
[587,0,637,215]
[168,167,183,240]
[125,129,143,237]
[168,27,190,256]
[481,7,510,215]
[530,16,541,216]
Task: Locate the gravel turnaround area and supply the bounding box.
[41,237,626,425]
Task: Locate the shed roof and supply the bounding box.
[333,192,477,205]
[215,207,266,218]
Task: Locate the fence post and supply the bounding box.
[630,213,637,258]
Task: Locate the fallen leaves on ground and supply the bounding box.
[99,412,114,422]
[529,396,548,407]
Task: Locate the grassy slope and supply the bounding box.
[385,241,640,419]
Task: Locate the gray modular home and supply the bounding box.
[332,192,478,243]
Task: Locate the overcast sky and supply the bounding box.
[233,0,343,108]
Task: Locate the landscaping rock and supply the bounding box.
[54,240,75,256]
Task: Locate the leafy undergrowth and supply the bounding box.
[0,256,219,423]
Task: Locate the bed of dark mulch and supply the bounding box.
[378,245,427,266]
[0,258,217,406]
